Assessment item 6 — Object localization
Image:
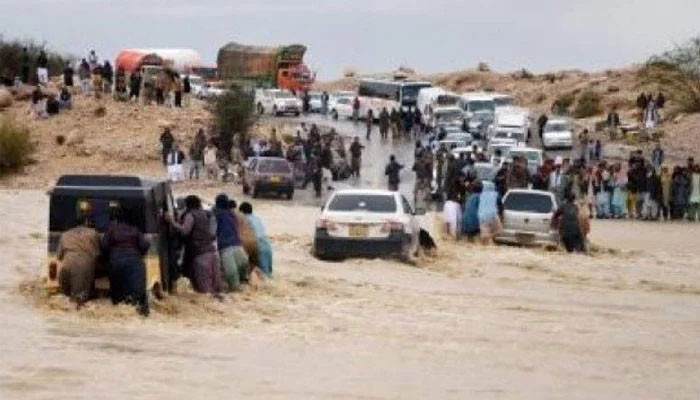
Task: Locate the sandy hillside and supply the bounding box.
[2,189,700,399]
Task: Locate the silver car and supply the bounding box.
[496,189,559,247]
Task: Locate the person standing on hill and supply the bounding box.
[20,47,30,84]
[78,59,91,94]
[36,49,49,85]
[159,127,175,166]
[101,60,113,93]
[129,70,141,101]
[87,50,98,71]
[651,143,664,170]
[182,75,191,107]
[63,62,74,88]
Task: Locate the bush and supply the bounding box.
[0,117,33,174]
[551,92,576,115]
[637,36,700,113]
[0,36,70,84]
[574,89,602,118]
[208,86,257,159]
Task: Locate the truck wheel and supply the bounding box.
[257,103,264,115]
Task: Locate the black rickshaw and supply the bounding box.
[46,175,179,298]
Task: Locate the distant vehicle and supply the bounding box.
[217,42,314,91]
[197,81,228,99]
[508,146,543,175]
[329,96,354,120]
[450,145,483,160]
[45,175,177,297]
[489,109,530,142]
[417,87,460,126]
[307,91,324,112]
[188,75,206,98]
[358,79,432,119]
[242,157,295,199]
[496,189,558,247]
[254,89,302,116]
[542,117,574,150]
[443,131,474,144]
[491,93,517,109]
[458,93,496,121]
[313,189,422,260]
[465,110,494,138]
[430,106,464,131]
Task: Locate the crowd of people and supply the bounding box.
[57,193,273,316]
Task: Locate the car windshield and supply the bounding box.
[274,91,294,98]
[545,123,570,132]
[510,151,540,163]
[401,84,431,105]
[328,194,397,213]
[504,192,553,213]
[436,110,463,120]
[494,97,515,107]
[258,159,291,174]
[468,100,495,112]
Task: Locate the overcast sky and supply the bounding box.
[1,0,698,79]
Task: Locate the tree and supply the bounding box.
[0,36,71,84]
[637,36,700,113]
[208,86,257,160]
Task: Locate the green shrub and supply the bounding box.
[0,36,71,84]
[208,86,257,159]
[574,89,602,118]
[551,92,576,115]
[0,117,33,174]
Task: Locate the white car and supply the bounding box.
[542,117,574,150]
[496,189,559,247]
[329,96,354,120]
[489,110,530,143]
[430,106,464,131]
[308,91,323,112]
[187,75,206,98]
[313,189,422,260]
[255,89,302,116]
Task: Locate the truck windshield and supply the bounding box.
[468,100,495,113]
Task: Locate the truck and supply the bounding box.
[216,42,314,92]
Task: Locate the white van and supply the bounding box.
[458,93,496,119]
[417,87,460,126]
[489,108,530,143]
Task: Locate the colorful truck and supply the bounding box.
[216,42,314,91]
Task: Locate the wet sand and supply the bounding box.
[2,189,700,399]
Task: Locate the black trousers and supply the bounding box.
[562,233,584,253]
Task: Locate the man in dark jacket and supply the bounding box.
[385,155,404,191]
[552,193,584,253]
[101,60,113,93]
[379,107,390,140]
[20,47,30,83]
[349,137,364,178]
[63,63,74,87]
[36,49,49,85]
[159,128,175,165]
[129,70,141,101]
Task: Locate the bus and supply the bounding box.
[357,79,432,119]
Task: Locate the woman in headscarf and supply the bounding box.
[213,194,249,291]
[102,206,150,316]
[477,181,502,245]
[462,180,482,242]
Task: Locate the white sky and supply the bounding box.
[1,0,698,79]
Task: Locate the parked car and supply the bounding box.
[308,91,323,112]
[495,189,558,247]
[329,96,354,120]
[255,89,302,116]
[313,189,422,260]
[242,157,295,199]
[542,117,574,150]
